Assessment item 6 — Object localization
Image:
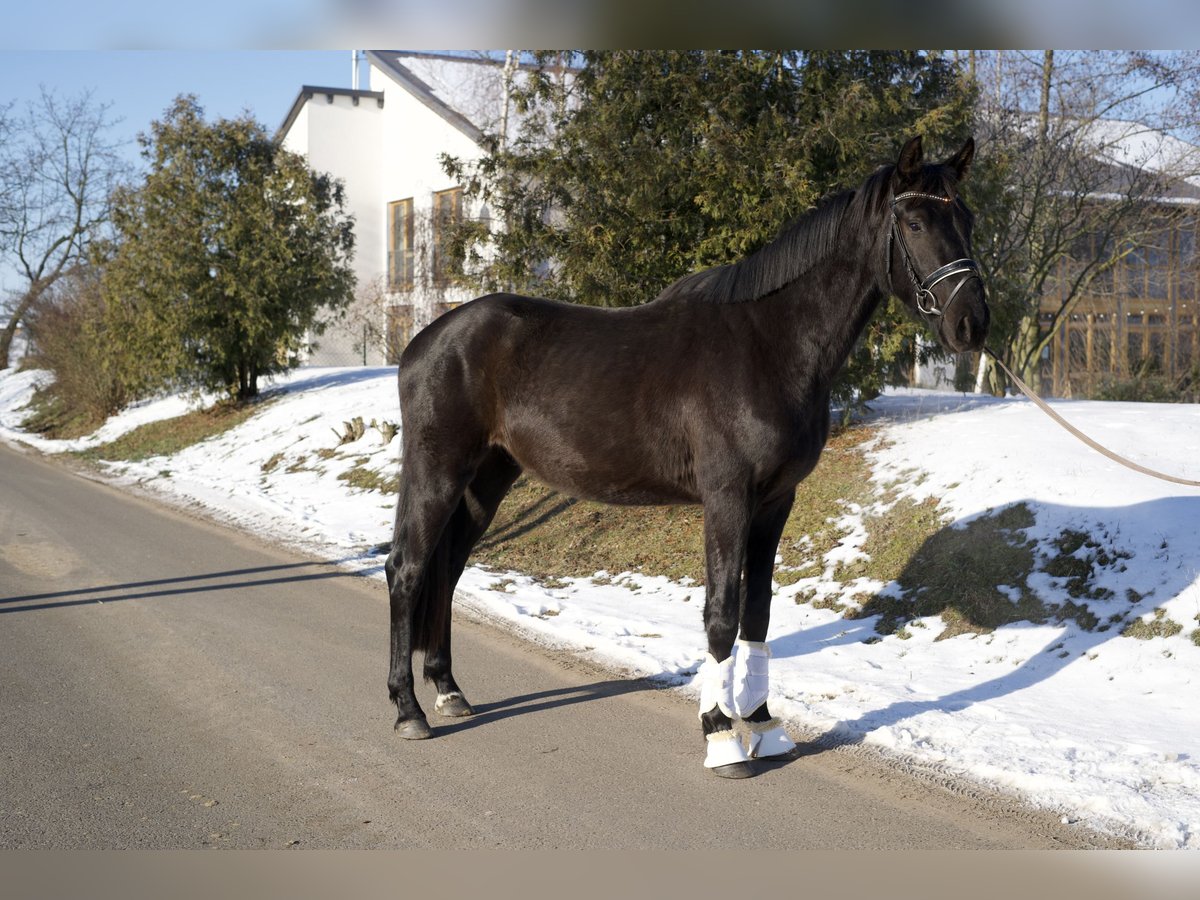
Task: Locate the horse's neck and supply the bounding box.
[760,234,886,391]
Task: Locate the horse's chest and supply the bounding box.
[755,409,830,495]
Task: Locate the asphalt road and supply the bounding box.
[0,443,1125,849]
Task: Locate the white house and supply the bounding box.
[278,50,530,365]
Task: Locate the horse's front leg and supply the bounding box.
[736,490,798,761]
[698,488,755,778]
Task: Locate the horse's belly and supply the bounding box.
[517,456,697,506]
[498,418,697,506]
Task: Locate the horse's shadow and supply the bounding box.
[428,679,653,738]
[768,495,1200,750]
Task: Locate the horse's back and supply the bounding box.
[398,291,671,398]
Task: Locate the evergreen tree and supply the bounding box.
[103,96,355,400]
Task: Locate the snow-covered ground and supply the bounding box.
[4,365,1200,849]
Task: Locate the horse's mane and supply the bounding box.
[652,165,905,306]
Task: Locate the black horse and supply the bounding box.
[384,135,989,777]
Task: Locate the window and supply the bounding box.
[386,305,414,364]
[388,198,414,291]
[432,187,463,287]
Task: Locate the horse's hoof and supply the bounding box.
[394,717,434,740]
[434,692,474,718]
[747,719,798,760]
[710,761,757,779]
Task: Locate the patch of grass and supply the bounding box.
[473,477,706,583]
[773,566,811,587]
[1054,599,1101,633]
[19,386,107,440]
[841,495,947,584]
[285,455,311,474]
[337,462,399,495]
[776,428,881,578]
[1042,529,1128,601]
[261,452,285,474]
[1122,608,1183,640]
[852,502,1046,640]
[77,399,267,463]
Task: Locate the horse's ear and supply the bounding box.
[896,135,923,179]
[945,136,975,182]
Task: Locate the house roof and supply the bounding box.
[277,85,385,141]
[278,51,576,148]
[1084,118,1200,198]
[366,51,489,143]
[367,50,577,146]
[984,112,1200,205]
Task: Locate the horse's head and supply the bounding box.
[887,135,990,354]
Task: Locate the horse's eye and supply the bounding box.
[907,220,922,233]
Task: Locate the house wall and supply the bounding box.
[369,60,484,355]
[281,64,492,366]
[281,90,386,365]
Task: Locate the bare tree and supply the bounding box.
[969,51,1200,393]
[323,274,391,365]
[0,88,124,369]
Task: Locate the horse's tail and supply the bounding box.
[412,519,453,661]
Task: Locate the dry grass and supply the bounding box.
[76,400,266,463]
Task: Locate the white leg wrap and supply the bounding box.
[733,639,771,718]
[746,717,797,759]
[697,652,736,720]
[704,730,752,768]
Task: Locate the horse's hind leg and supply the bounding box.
[385,451,477,739]
[423,448,522,718]
[736,490,798,760]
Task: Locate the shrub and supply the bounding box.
[23,266,137,429]
[1095,365,1200,404]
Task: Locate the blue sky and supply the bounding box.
[1,51,353,167]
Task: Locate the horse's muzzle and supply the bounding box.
[939,279,989,353]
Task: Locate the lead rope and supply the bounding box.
[983,347,1200,489]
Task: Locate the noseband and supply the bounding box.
[886,191,982,317]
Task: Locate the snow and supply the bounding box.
[4,365,1200,848]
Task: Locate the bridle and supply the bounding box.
[886,190,983,317]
